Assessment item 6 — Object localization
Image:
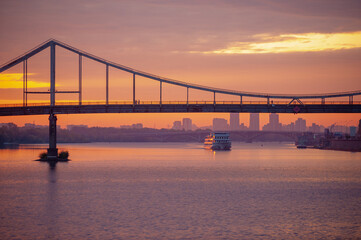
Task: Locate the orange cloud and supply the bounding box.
[196,31,361,54]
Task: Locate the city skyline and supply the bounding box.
[3,112,357,135]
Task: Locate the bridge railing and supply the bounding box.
[0,100,360,108]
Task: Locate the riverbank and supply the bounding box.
[0,126,302,144]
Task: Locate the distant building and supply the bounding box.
[332,125,349,134]
[262,124,269,131]
[263,113,281,131]
[213,118,228,131]
[0,123,17,128]
[295,118,307,132]
[67,125,88,131]
[308,123,321,133]
[239,123,248,131]
[131,123,143,129]
[283,122,295,132]
[23,123,47,129]
[182,118,192,131]
[199,125,213,130]
[350,126,357,137]
[172,121,182,130]
[119,123,143,129]
[24,123,36,128]
[229,113,239,131]
[270,113,279,129]
[249,113,259,131]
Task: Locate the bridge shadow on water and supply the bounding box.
[37,159,69,170]
[45,160,59,239]
[47,160,58,170]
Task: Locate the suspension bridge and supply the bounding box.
[0,39,360,159]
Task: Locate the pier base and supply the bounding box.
[47,113,58,160]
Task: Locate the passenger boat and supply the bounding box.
[204,132,231,150]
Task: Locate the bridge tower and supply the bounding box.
[47,42,58,159]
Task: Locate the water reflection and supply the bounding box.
[46,160,58,239]
[47,160,57,170]
[0,143,20,149]
[209,148,232,161]
[1,142,360,239]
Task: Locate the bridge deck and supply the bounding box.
[1,100,360,108]
[0,102,360,116]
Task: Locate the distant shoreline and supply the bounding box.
[0,126,305,145]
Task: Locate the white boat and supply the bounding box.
[204,132,231,150]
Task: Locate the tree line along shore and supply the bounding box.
[0,123,302,145]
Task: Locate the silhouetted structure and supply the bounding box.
[1,39,361,158]
[182,118,192,131]
[47,114,58,159]
[249,113,259,131]
[295,118,307,132]
[213,118,228,131]
[229,113,239,131]
[263,113,282,131]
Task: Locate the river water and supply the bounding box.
[0,142,360,239]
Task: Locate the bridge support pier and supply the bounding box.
[47,113,58,160]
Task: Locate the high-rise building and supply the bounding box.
[182,118,192,131]
[269,113,279,126]
[213,118,228,131]
[229,113,239,131]
[269,113,281,131]
[295,118,307,132]
[262,113,281,131]
[249,113,259,131]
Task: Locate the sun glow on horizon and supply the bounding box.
[198,31,361,54]
[0,73,51,89]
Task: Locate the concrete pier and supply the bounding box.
[47,113,58,159]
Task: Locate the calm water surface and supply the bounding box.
[0,142,361,239]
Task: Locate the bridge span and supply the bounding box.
[1,39,361,159]
[0,101,360,117]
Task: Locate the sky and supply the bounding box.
[0,0,361,129]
